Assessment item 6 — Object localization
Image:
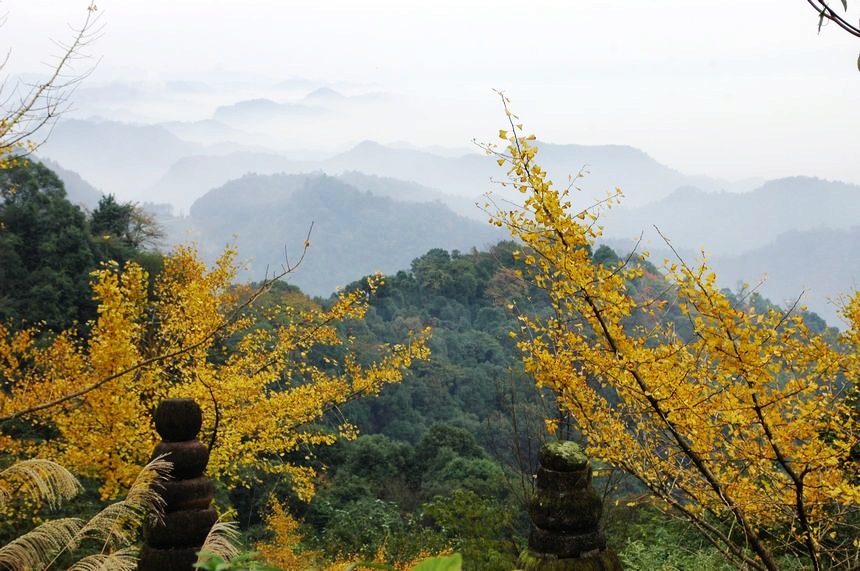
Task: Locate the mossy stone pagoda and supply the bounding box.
[520,441,622,571]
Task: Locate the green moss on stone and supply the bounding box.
[518,549,623,571]
[529,488,603,531]
[540,442,590,472]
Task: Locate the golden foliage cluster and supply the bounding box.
[485,98,859,570]
[255,495,320,570]
[0,245,429,502]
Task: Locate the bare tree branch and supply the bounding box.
[0,2,102,162]
[807,0,860,37]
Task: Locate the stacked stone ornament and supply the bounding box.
[138,399,216,571]
[520,441,622,571]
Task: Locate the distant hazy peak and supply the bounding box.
[304,87,344,100]
[342,140,455,159]
[57,117,183,134]
[350,140,387,151]
[35,157,104,210]
[661,185,710,201]
[756,176,859,193]
[213,98,327,120]
[190,171,336,217]
[274,78,324,90]
[386,141,478,158]
[218,98,280,110]
[537,141,656,161]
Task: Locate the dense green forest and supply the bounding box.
[0,162,162,331]
[0,160,854,570]
[260,242,835,569]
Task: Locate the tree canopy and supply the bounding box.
[485,99,859,570]
[0,161,163,331]
[0,243,429,500]
[0,161,98,330]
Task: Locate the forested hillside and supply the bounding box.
[1,158,856,570]
[0,161,161,330]
[161,172,505,294]
[4,1,860,569]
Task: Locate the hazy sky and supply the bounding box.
[3,0,859,184]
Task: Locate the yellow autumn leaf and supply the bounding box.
[485,97,860,569]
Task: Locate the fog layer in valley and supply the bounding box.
[32,75,860,328]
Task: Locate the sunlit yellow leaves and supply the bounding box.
[486,111,860,566]
[255,495,321,569]
[0,246,429,501]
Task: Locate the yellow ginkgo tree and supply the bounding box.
[485,98,859,571]
[0,245,429,502]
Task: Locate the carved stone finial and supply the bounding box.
[138,399,216,571]
[520,441,623,570]
[154,398,203,442]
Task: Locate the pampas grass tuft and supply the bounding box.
[0,459,83,509]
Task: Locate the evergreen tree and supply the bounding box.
[0,161,97,330]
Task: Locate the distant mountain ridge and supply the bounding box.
[336,171,480,218]
[40,116,766,214]
[150,151,305,209]
[39,119,202,198]
[600,176,860,255]
[36,158,103,209]
[164,172,505,295]
[34,115,859,328]
[213,98,328,124]
[147,137,752,214]
[158,119,256,146]
[713,226,860,327]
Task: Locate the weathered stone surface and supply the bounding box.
[529,488,603,532]
[539,441,590,472]
[152,440,210,480]
[154,399,203,442]
[144,507,217,548]
[529,527,606,558]
[536,466,591,491]
[141,398,214,571]
[158,476,215,512]
[524,441,622,570]
[519,549,623,571]
[137,546,200,571]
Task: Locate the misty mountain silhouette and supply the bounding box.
[164,172,505,295]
